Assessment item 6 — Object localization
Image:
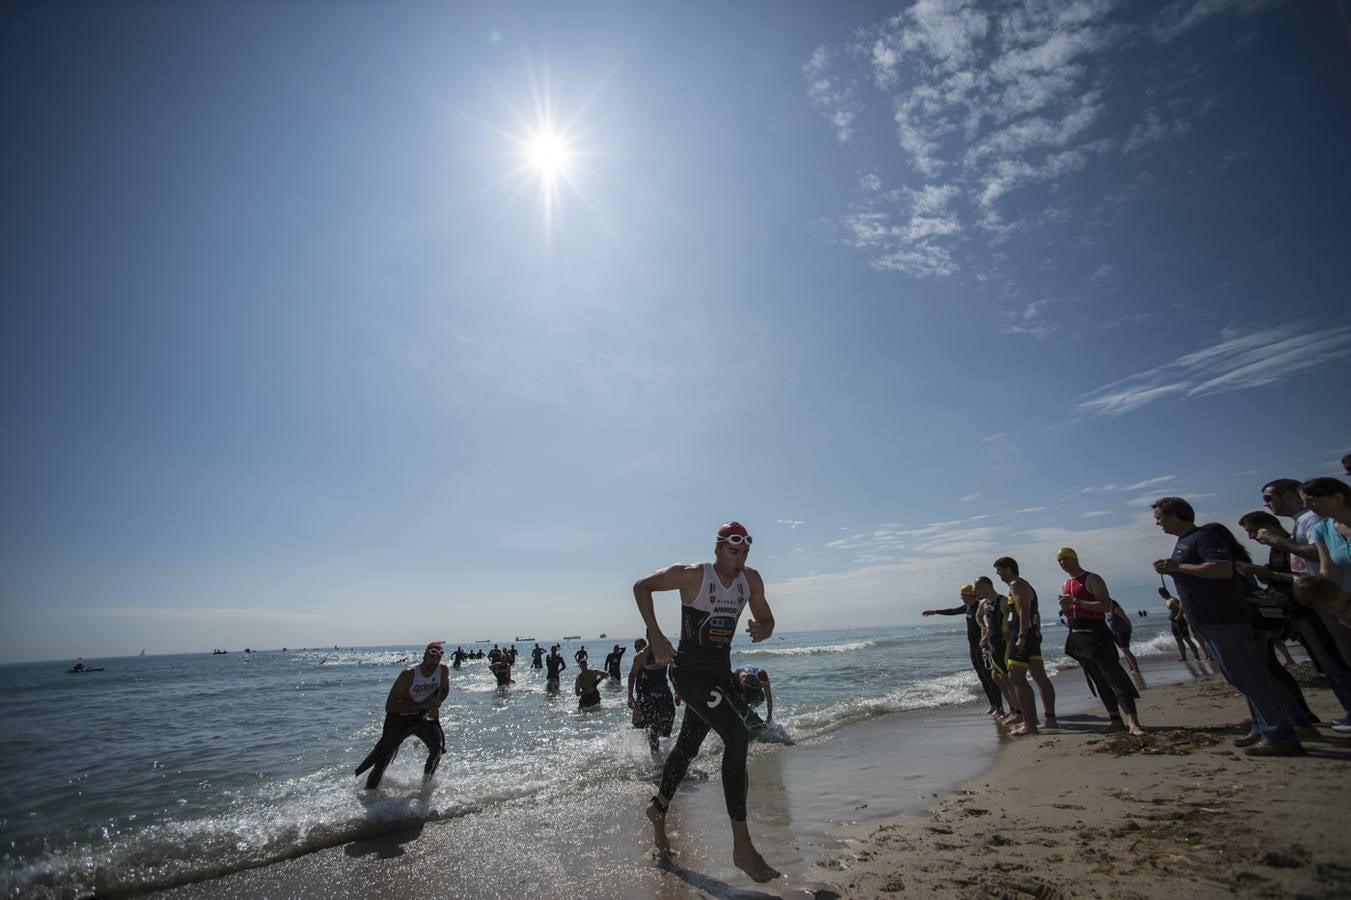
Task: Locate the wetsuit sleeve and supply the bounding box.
[930,606,966,615]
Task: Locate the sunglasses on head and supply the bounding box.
[717,533,752,546]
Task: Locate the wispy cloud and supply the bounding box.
[59,607,325,623]
[1077,324,1351,417]
[1150,0,1281,43]
[1081,475,1176,494]
[806,0,1275,278]
[804,46,861,143]
[777,518,805,529]
[1080,510,1111,518]
[959,492,983,502]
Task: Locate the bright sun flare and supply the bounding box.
[526,131,570,178]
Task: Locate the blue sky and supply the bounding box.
[3,0,1348,663]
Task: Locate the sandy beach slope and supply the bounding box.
[822,664,1351,899]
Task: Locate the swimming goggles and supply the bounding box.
[717,533,752,545]
[425,646,443,657]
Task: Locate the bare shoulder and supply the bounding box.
[743,566,765,590]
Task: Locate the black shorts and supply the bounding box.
[578,690,600,708]
[1110,630,1132,651]
[1170,619,1191,639]
[1006,629,1043,668]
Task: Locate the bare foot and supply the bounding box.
[1104,720,1126,734]
[1127,722,1146,736]
[732,844,781,883]
[1001,713,1023,726]
[646,799,670,855]
[1010,723,1039,736]
[1043,717,1059,729]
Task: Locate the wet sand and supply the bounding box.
[149,652,1350,899]
[823,661,1351,899]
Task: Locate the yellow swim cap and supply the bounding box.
[1055,546,1078,561]
[960,583,975,596]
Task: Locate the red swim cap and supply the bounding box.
[716,521,751,543]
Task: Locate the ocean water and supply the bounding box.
[0,619,1174,898]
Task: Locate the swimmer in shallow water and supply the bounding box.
[628,637,680,758]
[354,642,449,789]
[575,658,605,708]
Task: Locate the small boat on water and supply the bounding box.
[599,633,607,639]
[67,662,103,673]
[514,636,535,641]
[212,649,228,655]
[562,635,581,641]
[139,648,146,657]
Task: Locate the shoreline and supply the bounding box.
[823,661,1351,899]
[143,646,1230,899]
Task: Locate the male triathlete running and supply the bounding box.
[354,642,449,789]
[634,520,780,883]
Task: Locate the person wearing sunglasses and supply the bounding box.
[354,641,450,789]
[634,520,780,884]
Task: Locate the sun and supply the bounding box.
[526,130,571,180]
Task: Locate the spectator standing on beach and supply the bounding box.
[1151,497,1304,756]
[974,576,1020,720]
[1239,509,1351,722]
[923,584,1005,716]
[1299,477,1351,734]
[635,520,781,883]
[994,557,1057,736]
[1160,587,1205,661]
[1055,548,1144,735]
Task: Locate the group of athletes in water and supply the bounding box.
[354,521,784,882]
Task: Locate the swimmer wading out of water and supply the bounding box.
[354,642,449,789]
[634,520,781,884]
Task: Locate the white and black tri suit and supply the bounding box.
[658,563,762,821]
[354,664,447,789]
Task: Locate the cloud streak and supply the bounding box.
[1076,324,1351,417]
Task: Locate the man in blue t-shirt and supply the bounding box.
[1151,496,1304,756]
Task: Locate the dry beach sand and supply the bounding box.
[822,663,1351,900]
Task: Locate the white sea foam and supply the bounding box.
[736,639,878,657]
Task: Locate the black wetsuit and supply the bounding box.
[1062,572,1138,720]
[451,649,466,669]
[545,652,566,690]
[605,648,625,681]
[658,564,758,822]
[634,655,677,753]
[984,596,1009,675]
[354,713,445,789]
[531,646,545,669]
[931,601,1002,710]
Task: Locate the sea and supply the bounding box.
[0,618,1177,898]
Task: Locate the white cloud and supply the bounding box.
[959,492,983,502]
[1080,510,1111,517]
[1150,0,1280,43]
[777,519,805,529]
[804,46,862,143]
[808,0,1279,279]
[1081,474,1177,494]
[1077,324,1351,417]
[62,606,325,623]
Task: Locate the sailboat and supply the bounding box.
[139,649,146,656]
